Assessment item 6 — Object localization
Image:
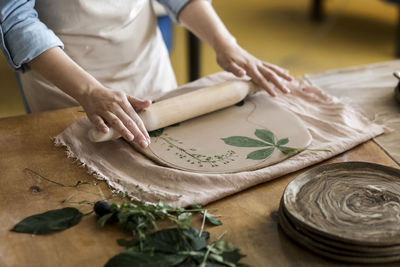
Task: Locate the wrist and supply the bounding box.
[65,71,103,104]
[73,79,104,104]
[212,35,238,55]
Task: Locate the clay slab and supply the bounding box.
[136,91,312,173]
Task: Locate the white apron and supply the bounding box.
[19,0,177,112]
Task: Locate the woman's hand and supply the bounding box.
[27,47,151,148]
[179,0,294,96]
[215,41,293,97]
[79,87,151,148]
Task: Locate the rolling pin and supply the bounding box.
[88,80,258,142]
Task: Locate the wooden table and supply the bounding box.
[0,106,399,267]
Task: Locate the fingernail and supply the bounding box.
[140,140,148,148]
[127,134,134,142]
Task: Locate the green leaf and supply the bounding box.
[157,201,174,212]
[190,204,202,210]
[97,213,113,228]
[117,238,137,248]
[139,228,208,253]
[175,207,185,214]
[108,226,250,267]
[222,136,270,147]
[148,128,164,137]
[177,212,193,229]
[246,147,275,160]
[11,207,82,234]
[105,251,187,267]
[254,129,275,144]
[214,240,237,253]
[182,228,209,251]
[277,146,297,155]
[203,212,222,226]
[140,228,208,253]
[277,138,289,146]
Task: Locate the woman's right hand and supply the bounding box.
[26,47,151,148]
[79,86,151,148]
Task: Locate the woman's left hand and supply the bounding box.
[178,0,293,95]
[215,41,294,97]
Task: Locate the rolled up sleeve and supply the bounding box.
[0,0,63,72]
[156,0,211,24]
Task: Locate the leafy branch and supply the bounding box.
[107,227,249,267]
[24,168,92,188]
[11,194,247,267]
[222,129,330,160]
[14,166,248,266]
[94,201,221,237]
[95,201,247,266]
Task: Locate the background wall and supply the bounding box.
[0,0,398,118]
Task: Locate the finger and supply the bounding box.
[263,62,289,74]
[88,114,109,133]
[246,66,277,97]
[263,62,293,81]
[128,96,151,111]
[101,111,136,143]
[226,62,246,77]
[121,99,150,141]
[258,66,291,94]
[113,107,149,148]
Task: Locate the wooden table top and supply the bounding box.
[1,107,399,267]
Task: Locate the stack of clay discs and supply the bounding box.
[279,162,400,263]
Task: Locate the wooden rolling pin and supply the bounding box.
[88,80,258,142]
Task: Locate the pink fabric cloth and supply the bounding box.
[54,72,384,207]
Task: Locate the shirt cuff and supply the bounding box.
[0,19,63,72]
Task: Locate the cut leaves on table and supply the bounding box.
[11,207,83,234]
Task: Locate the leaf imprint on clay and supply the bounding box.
[222,129,300,161]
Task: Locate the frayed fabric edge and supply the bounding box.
[52,136,148,205]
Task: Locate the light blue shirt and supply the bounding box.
[0,0,191,72]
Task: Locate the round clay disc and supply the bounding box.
[278,202,400,263]
[137,92,312,174]
[283,162,400,247]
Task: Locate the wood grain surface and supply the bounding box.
[0,107,399,267]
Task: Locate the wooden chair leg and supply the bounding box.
[187,31,201,82]
[311,0,324,22]
[396,5,400,58]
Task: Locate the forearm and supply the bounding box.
[178,0,236,53]
[178,0,293,95]
[26,47,150,147]
[27,47,101,103]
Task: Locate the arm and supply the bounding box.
[0,1,150,147]
[27,47,151,148]
[178,0,293,96]
[0,0,62,71]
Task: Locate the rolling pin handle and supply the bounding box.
[88,128,121,142]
